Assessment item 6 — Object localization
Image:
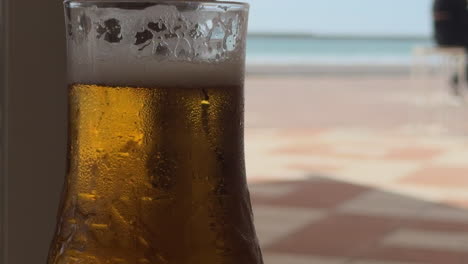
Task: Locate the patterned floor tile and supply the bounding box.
[286,163,342,174]
[244,76,468,264]
[400,167,468,188]
[274,128,329,138]
[443,199,468,209]
[260,180,369,209]
[249,184,297,198]
[271,142,384,160]
[378,184,468,204]
[351,260,423,264]
[432,149,468,166]
[383,146,442,161]
[421,203,468,223]
[270,143,333,156]
[407,218,468,233]
[267,214,400,257]
[253,205,326,247]
[263,253,346,264]
[337,190,430,219]
[382,229,468,252]
[362,247,468,264]
[334,160,421,187]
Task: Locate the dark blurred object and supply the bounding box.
[433,0,468,46]
[433,0,468,94]
[2,0,67,263]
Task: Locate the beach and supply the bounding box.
[245,73,468,263]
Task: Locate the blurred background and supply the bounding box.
[242,0,468,264]
[2,0,468,263]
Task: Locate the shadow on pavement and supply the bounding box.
[249,175,468,264]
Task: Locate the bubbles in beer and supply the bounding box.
[51,3,262,263]
[48,83,262,264]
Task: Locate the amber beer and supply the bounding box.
[47,82,262,264]
[49,1,261,262]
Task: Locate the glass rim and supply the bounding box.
[64,0,249,8]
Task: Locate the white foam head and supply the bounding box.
[66,1,249,87]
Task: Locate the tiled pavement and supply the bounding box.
[244,76,468,264]
[246,128,468,205]
[249,176,468,264]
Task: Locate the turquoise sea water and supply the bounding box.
[246,35,432,65]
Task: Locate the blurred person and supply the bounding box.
[433,0,468,95]
[434,0,468,46]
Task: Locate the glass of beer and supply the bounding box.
[48,1,263,263]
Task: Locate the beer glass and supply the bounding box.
[48,1,263,263]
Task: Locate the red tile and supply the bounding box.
[443,199,468,210]
[286,163,341,173]
[247,175,286,184]
[384,147,442,161]
[363,247,468,264]
[406,218,468,233]
[267,213,400,258]
[250,179,312,188]
[276,128,328,138]
[271,143,374,160]
[266,181,369,209]
[250,194,276,205]
[400,167,468,188]
[270,143,333,156]
[250,180,311,205]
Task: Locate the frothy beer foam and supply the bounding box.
[69,59,244,88]
[67,2,246,88]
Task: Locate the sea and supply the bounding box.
[246,35,433,66]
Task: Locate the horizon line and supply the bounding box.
[248,32,432,40]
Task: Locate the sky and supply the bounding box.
[243,0,433,37]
